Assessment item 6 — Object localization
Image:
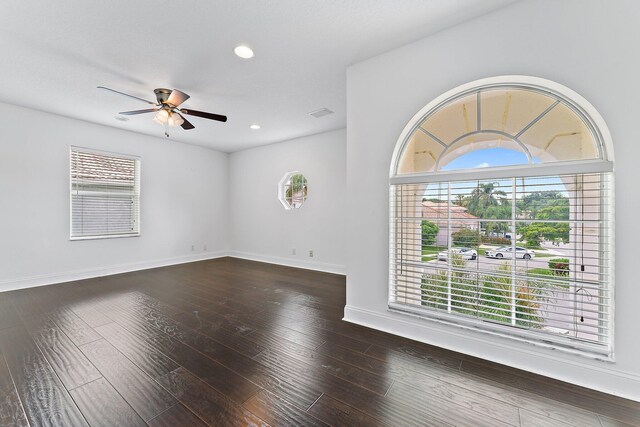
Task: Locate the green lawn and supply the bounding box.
[422,245,440,255]
[422,245,440,262]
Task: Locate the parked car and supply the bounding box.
[438,247,478,261]
[486,246,535,259]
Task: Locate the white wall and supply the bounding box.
[345,0,640,401]
[229,129,346,274]
[0,102,229,291]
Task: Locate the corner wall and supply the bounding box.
[0,102,230,291]
[345,0,640,401]
[228,129,346,274]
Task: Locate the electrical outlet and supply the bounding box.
[203,244,208,251]
[292,248,296,255]
[309,250,314,257]
[191,245,195,251]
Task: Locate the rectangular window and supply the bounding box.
[70,147,140,239]
[389,172,612,358]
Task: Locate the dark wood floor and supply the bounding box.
[0,258,638,426]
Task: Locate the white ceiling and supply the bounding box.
[0,0,517,152]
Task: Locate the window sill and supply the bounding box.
[388,302,614,362]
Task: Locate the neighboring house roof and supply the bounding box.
[421,201,478,220]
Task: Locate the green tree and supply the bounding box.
[517,191,568,220]
[285,174,307,198]
[520,222,570,248]
[466,182,507,217]
[421,221,439,246]
[517,191,570,246]
[454,194,467,208]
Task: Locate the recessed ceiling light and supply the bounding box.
[234,45,254,59]
[250,124,261,130]
[114,115,129,122]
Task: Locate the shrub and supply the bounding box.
[480,236,511,245]
[421,255,473,310]
[422,261,547,328]
[451,228,480,248]
[421,220,439,246]
[548,258,569,276]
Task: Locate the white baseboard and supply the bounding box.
[0,251,228,293]
[344,305,640,403]
[228,250,346,275]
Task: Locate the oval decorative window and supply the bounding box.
[278,171,308,210]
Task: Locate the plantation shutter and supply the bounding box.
[389,172,612,357]
[70,147,140,239]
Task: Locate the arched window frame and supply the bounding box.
[389,76,615,359]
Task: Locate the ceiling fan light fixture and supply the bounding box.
[168,112,184,127]
[234,44,254,59]
[153,109,169,124]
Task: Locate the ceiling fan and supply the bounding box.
[98,86,227,137]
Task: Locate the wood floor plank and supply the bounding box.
[243,390,329,427]
[169,309,265,356]
[0,348,29,427]
[460,359,640,425]
[93,296,323,411]
[95,305,264,404]
[519,408,571,426]
[30,326,102,390]
[257,347,392,395]
[47,307,103,346]
[69,377,147,427]
[94,322,180,380]
[147,404,208,427]
[70,301,114,328]
[308,394,390,427]
[318,340,603,427]
[253,345,450,426]
[387,379,519,426]
[598,414,639,427]
[79,338,175,421]
[0,298,22,332]
[0,327,88,427]
[158,367,269,426]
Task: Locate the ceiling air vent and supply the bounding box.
[308,108,334,118]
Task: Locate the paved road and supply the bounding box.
[424,254,550,271]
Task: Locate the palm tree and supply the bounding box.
[466,182,507,217]
[454,194,466,207]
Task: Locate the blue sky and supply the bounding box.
[442,148,529,171]
[424,148,568,198]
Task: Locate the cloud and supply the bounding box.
[476,162,490,168]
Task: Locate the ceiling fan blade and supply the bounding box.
[178,113,195,130]
[98,86,157,105]
[167,89,190,107]
[118,108,158,115]
[180,108,228,122]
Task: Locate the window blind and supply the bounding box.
[70,148,140,239]
[389,172,612,357]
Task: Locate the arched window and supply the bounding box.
[389,76,614,358]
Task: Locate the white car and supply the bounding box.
[486,246,535,259]
[438,247,478,261]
